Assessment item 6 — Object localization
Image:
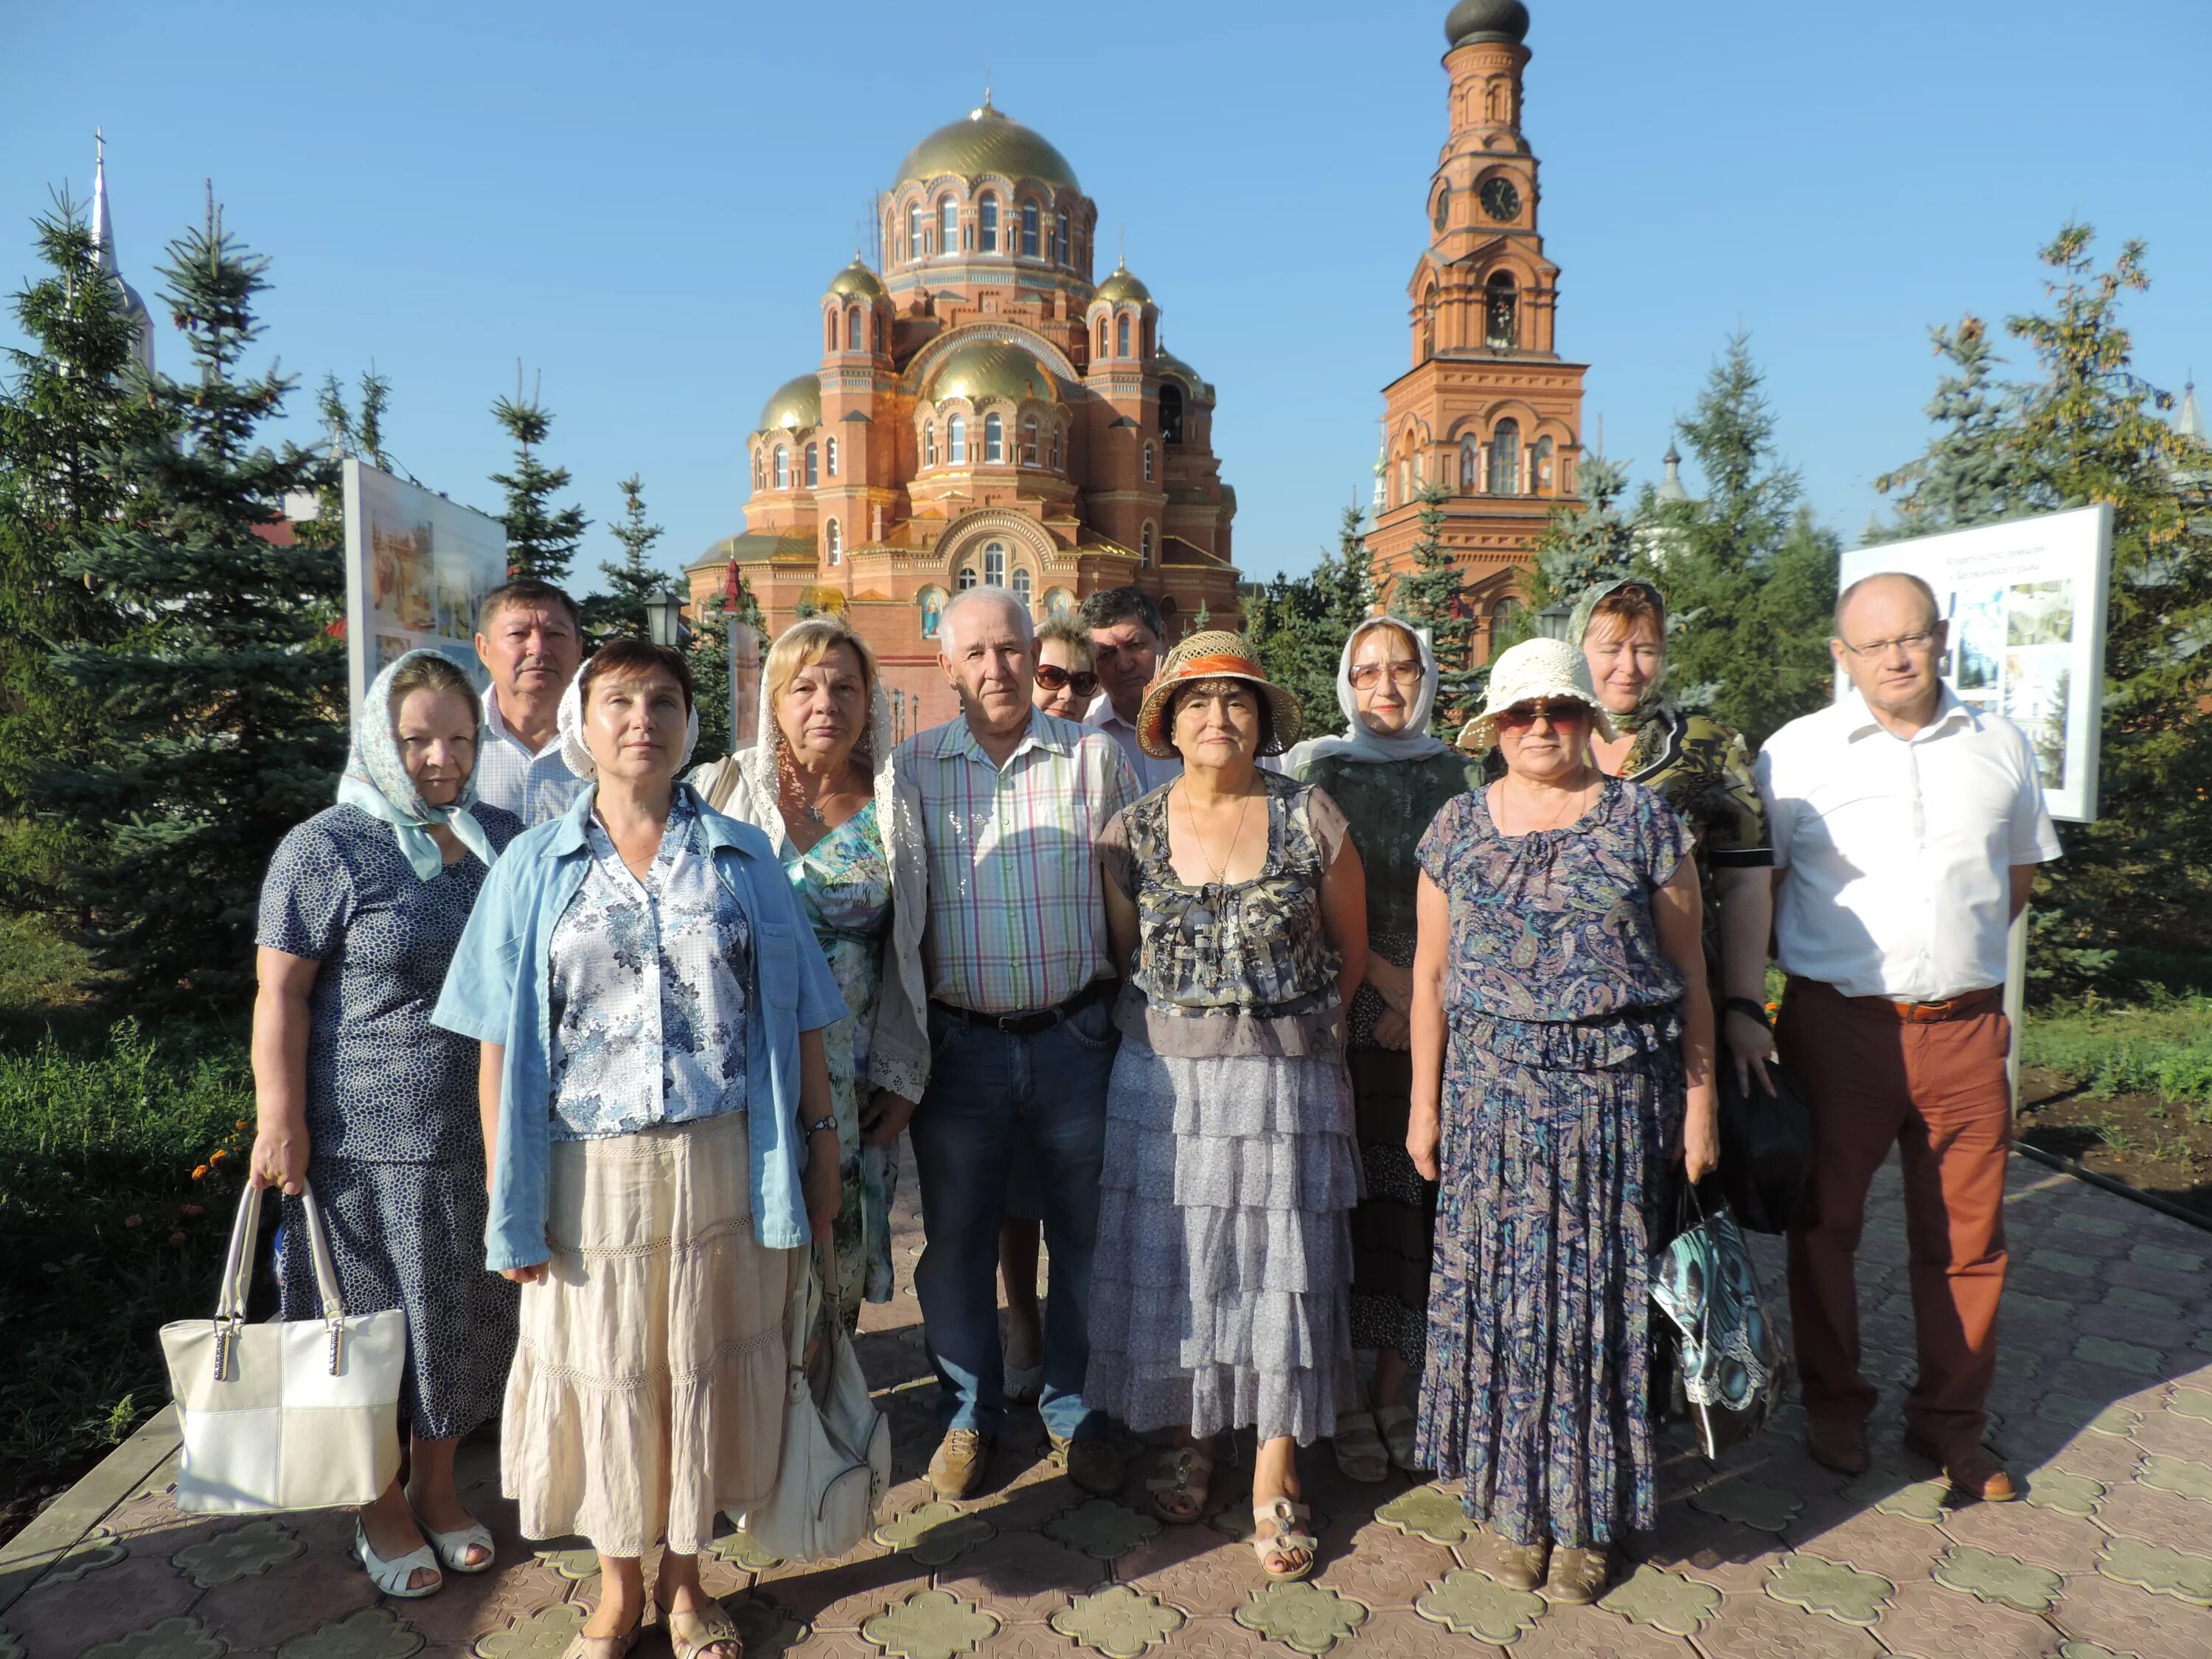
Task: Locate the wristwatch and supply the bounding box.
[804,1115,839,1137]
[1725,996,1773,1030]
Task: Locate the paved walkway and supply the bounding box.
[4,1154,2211,1659]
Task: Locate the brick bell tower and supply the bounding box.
[1368,0,1588,662]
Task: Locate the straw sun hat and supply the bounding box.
[1458,636,1618,754]
[1134,630,1304,759]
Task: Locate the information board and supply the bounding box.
[342,459,508,720]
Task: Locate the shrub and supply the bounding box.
[2021,994,2212,1107]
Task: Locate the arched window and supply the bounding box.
[846,307,862,350]
[978,194,998,252]
[924,420,936,466]
[1420,286,1437,358]
[826,437,838,478]
[753,452,763,490]
[1056,210,1070,265]
[773,446,789,490]
[1433,184,1450,231]
[957,565,976,591]
[1116,315,1131,358]
[1139,523,1155,565]
[907,201,922,258]
[1021,201,1039,257]
[824,312,836,350]
[1461,438,1481,493]
[1485,271,1517,350]
[1049,427,1062,471]
[984,413,1004,463]
[1531,436,1554,495]
[1013,566,1032,607]
[804,443,818,488]
[824,518,841,565]
[1020,415,1039,465]
[947,414,967,464]
[1096,316,1109,358]
[940,198,958,254]
[1398,457,1411,503]
[1489,419,1521,495]
[1159,383,1185,445]
[983,542,1006,586]
[1142,442,1155,483]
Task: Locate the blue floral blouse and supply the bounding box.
[546,788,751,1140]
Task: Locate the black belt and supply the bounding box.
[932,978,1113,1037]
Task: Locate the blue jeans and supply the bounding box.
[910,995,1118,1442]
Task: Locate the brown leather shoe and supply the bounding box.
[1543,1544,1614,1604]
[1464,1524,1549,1590]
[1903,1430,2017,1503]
[1806,1417,1871,1475]
[928,1428,995,1500]
[1050,1433,1128,1498]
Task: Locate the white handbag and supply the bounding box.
[734,1243,891,1561]
[159,1180,406,1513]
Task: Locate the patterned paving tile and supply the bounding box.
[470,1603,585,1659]
[2097,1533,2212,1605]
[936,1530,1105,1621]
[7,1552,201,1655]
[171,1515,306,1587]
[2053,1563,2212,1656]
[1873,1577,2058,1659]
[1371,1484,1472,1545]
[1930,1543,2062,1612]
[1593,1563,1720,1635]
[2020,1464,2107,1517]
[860,1590,999,1659]
[77,1619,228,1659]
[1762,1551,1893,1627]
[1686,1590,1883,1659]
[1231,1580,1368,1654]
[1506,1611,1692,1659]
[1311,1533,1456,1606]
[1048,1587,1184,1658]
[276,1606,426,1659]
[1686,1475,1801,1533]
[1042,1499,1161,1562]
[873,1500,996,1568]
[188,1543,383,1646]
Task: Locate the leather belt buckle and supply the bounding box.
[1904,998,1956,1023]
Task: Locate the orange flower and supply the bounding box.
[234,1119,248,1132]
[190,1165,209,1181]
[209,1149,229,1164]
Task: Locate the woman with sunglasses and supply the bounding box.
[1284,618,1481,1484]
[1031,612,1102,718]
[1407,638,1717,1605]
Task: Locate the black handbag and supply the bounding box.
[1716,1057,1813,1234]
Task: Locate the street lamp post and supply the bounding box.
[1533,600,1576,642]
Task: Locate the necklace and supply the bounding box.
[1178,781,1256,883]
[1505,768,1598,835]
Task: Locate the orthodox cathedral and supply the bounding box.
[1368,0,1588,661]
[687,102,1241,733]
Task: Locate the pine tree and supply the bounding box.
[582,474,667,645]
[1388,483,1479,729]
[1246,505,1376,741]
[44,196,343,1007]
[490,380,586,585]
[686,562,767,761]
[1871,315,2027,538]
[0,190,168,899]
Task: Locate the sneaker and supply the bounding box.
[928,1428,995,1500]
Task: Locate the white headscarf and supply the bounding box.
[1285,615,1450,768]
[557,653,701,785]
[335,649,498,880]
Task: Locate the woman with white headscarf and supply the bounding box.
[252,649,524,1598]
[434,638,844,1659]
[689,615,931,1329]
[1285,617,1481,1481]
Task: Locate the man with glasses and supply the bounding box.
[1080,587,1182,793]
[1755,572,2061,1504]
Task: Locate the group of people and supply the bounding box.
[248,563,2056,1652]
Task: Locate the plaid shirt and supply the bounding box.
[473,692,587,827]
[894,709,1138,1016]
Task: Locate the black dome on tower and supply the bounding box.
[1444,0,1530,47]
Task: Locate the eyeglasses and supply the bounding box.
[1837,630,1939,659]
[1034,664,1100,698]
[1346,661,1425,689]
[1496,698,1592,731]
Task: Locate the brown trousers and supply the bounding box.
[1776,975,2012,1450]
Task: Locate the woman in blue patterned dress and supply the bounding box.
[252,650,524,1598]
[1408,639,1717,1605]
[690,616,931,1329]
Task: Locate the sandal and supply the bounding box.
[1373,1405,1425,1473]
[666,1599,744,1659]
[352,1518,441,1599]
[1251,1496,1316,1582]
[558,1615,647,1659]
[1332,1410,1389,1484]
[1464,1523,1548,1590]
[1145,1444,1214,1523]
[415,1515,495,1575]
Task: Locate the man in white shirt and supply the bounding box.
[470,580,587,824]
[1080,586,1182,794]
[1756,571,2062,1504]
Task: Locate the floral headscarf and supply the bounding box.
[335,650,498,880]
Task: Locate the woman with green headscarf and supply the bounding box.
[1572,577,1778,1095]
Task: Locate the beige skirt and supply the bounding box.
[503,1110,796,1557]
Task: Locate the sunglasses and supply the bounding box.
[1034,664,1100,698]
[1496,698,1592,731]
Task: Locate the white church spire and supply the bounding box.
[91,129,156,377]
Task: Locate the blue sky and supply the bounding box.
[4,0,2207,588]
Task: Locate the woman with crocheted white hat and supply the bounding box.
[1407,637,1718,1605]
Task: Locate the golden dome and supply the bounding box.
[896,101,1081,193]
[826,260,885,300]
[1154,347,1215,406]
[928,340,1059,405]
[1091,262,1151,307]
[757,373,821,433]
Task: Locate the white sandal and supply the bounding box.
[418,1517,495,1574]
[1374,1404,1425,1472]
[352,1518,442,1598]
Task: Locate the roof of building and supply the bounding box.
[686,529,820,572]
[927,338,1058,405]
[896,100,1081,194]
[757,374,822,434]
[1091,262,1151,307]
[1444,0,1531,48]
[1153,347,1216,406]
[826,260,886,300]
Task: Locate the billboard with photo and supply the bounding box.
[1837,504,2110,823]
[341,459,508,720]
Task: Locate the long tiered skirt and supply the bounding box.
[1085,1040,1360,1446]
[503,1111,796,1557]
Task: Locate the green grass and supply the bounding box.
[2022,992,2212,1107]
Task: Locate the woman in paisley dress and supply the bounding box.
[1085,632,1367,1584]
[1288,617,1481,1483]
[691,616,931,1328]
[1573,577,1778,1093]
[1408,639,1717,1605]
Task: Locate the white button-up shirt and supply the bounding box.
[473,690,587,826]
[1756,687,2062,1002]
[1084,694,1183,796]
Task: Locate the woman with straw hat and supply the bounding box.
[1084,631,1368,1583]
[1407,637,1717,1605]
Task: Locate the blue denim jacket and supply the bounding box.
[432,783,844,1270]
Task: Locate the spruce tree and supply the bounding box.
[490,380,586,584]
[1871,315,2026,538]
[316,367,392,472]
[582,473,667,645]
[44,197,343,1006]
[686,562,767,761]
[1388,483,1478,730]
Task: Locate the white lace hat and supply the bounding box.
[1460,636,1618,754]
